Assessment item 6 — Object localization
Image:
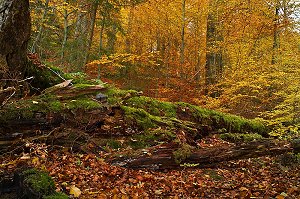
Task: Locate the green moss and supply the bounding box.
[151,128,177,140]
[22,169,55,196]
[73,83,95,89]
[47,101,63,112]
[176,102,267,135]
[129,132,159,149]
[65,98,102,110]
[125,128,177,149]
[106,139,122,149]
[277,152,300,166]
[24,62,62,92]
[177,102,213,119]
[125,96,177,117]
[43,192,69,199]
[173,143,194,164]
[121,106,159,129]
[105,87,138,98]
[104,86,140,105]
[220,133,263,142]
[63,72,87,82]
[0,93,103,124]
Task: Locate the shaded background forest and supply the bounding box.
[29,0,300,136]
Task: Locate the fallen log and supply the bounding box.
[116,139,295,170]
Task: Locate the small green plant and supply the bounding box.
[76,158,82,166]
[180,163,199,168]
[43,192,69,199]
[106,139,122,149]
[203,169,223,181]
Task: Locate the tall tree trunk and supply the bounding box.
[271,3,280,65]
[31,0,50,53]
[99,15,106,56]
[0,0,31,84]
[180,0,186,79]
[205,13,215,90]
[125,6,134,54]
[106,25,117,54]
[61,1,68,61]
[205,10,223,95]
[83,1,99,66]
[195,49,201,82]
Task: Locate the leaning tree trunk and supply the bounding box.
[0,0,31,85]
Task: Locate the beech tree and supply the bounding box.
[0,0,31,84]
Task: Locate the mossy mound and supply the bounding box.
[21,169,55,197]
[15,168,68,199]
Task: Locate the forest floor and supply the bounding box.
[1,135,299,199]
[0,80,299,198]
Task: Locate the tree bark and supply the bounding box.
[125,6,134,54]
[271,4,280,65]
[61,0,68,61]
[83,1,99,65]
[180,0,186,79]
[0,0,31,83]
[205,11,223,95]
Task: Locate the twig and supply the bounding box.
[47,67,66,81]
[1,76,34,82]
[1,90,15,108]
[17,76,34,83]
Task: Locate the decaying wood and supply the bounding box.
[116,139,295,169]
[42,83,106,99]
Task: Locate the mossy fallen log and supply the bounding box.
[0,82,269,162]
[123,96,268,136]
[115,139,296,170]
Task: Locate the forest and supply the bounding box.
[30,0,300,123]
[0,0,300,198]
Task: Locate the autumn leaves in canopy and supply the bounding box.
[30,0,300,135]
